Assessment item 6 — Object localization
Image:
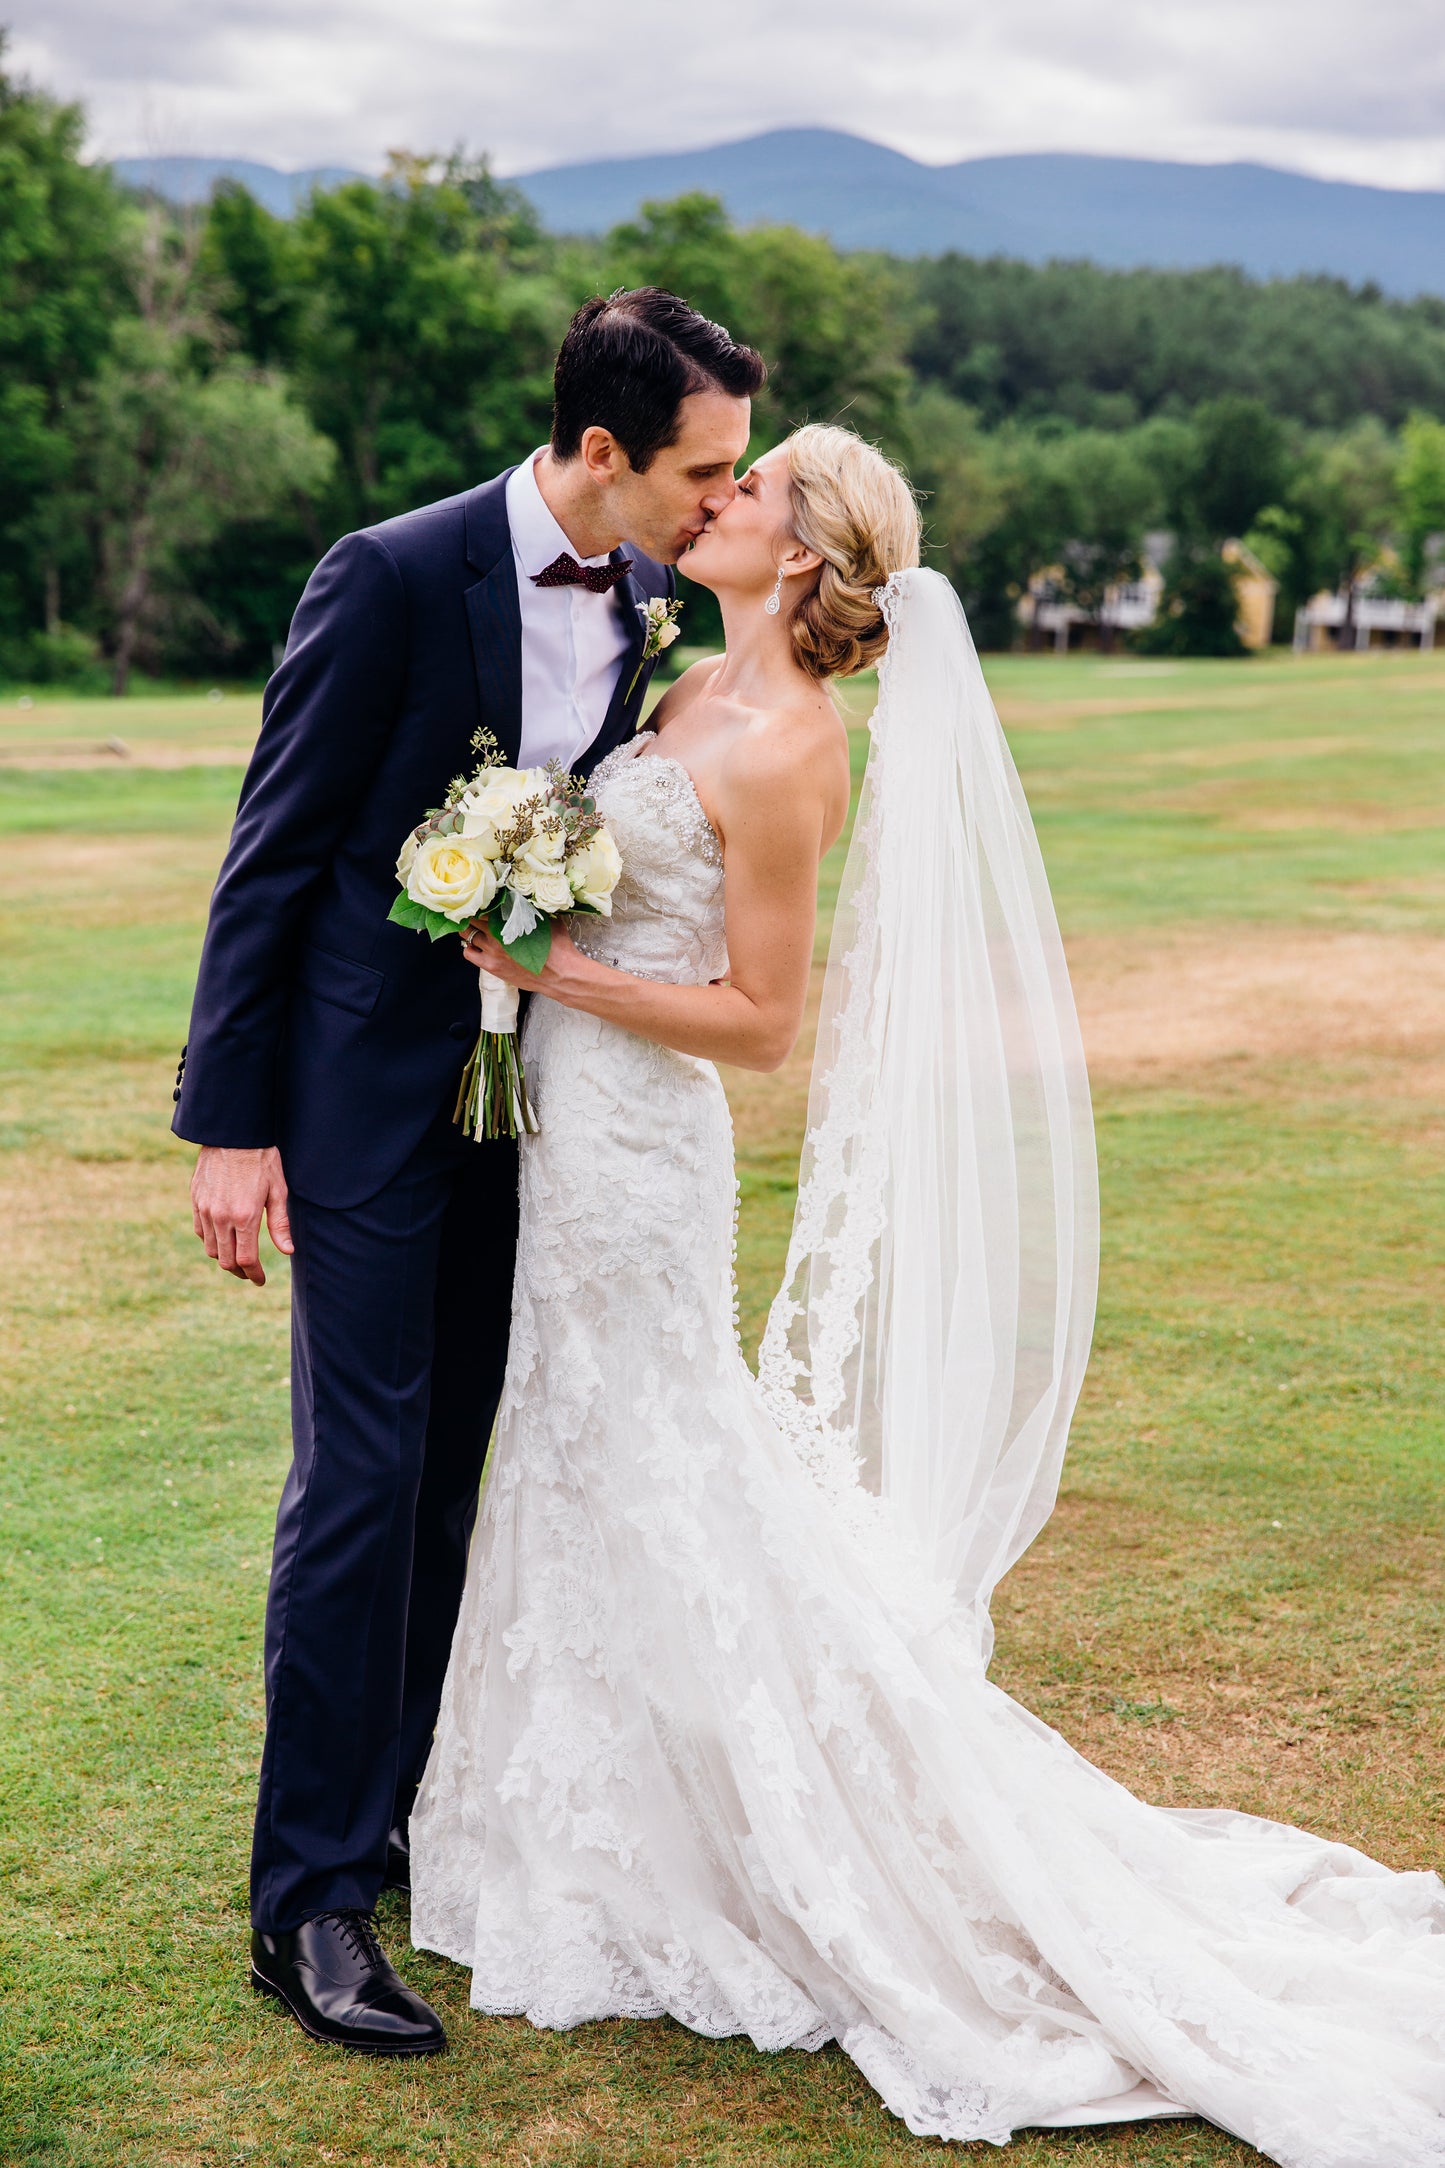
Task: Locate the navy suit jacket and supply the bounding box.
[172,470,674,1208]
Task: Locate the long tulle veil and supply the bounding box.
[757,568,1098,1663]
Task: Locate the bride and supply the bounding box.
[412,424,1445,2164]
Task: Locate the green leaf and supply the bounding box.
[500,917,553,977]
[388,891,459,942]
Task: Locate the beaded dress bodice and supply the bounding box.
[570,736,727,987]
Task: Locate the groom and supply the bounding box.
[173,288,764,2053]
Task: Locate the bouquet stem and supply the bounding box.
[454,965,537,1141]
[454,1028,537,1140]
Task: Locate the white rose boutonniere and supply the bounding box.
[626,595,684,707]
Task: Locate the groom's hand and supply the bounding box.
[191,1145,294,1286]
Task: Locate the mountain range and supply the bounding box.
[113,156,363,216]
[114,130,1445,296]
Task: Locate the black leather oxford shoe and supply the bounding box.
[251,1910,445,2054]
[382,1822,411,1896]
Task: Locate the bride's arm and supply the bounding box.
[463,727,844,1074]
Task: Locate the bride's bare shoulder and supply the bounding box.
[648,653,725,728]
[721,688,852,848]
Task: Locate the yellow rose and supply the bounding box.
[405,832,499,921]
[566,827,622,915]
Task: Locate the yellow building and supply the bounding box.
[1220,540,1278,651]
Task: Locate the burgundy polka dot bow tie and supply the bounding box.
[531,551,633,594]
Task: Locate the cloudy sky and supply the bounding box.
[10,0,1445,191]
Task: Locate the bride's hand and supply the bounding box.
[462,917,591,1002]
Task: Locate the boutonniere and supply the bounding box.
[626,596,684,709]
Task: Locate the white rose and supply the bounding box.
[511,823,567,888]
[529,869,576,916]
[654,617,681,651]
[396,827,423,883]
[405,832,499,921]
[567,826,623,915]
[457,767,545,851]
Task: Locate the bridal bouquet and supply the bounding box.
[389,731,622,1139]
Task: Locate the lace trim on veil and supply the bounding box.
[756,568,1099,1661]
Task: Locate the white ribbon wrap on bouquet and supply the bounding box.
[758,567,1099,1664]
[479,967,518,1035]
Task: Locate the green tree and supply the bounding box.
[199,180,308,367]
[907,254,1445,432]
[606,194,910,449]
[910,414,1160,650]
[605,193,745,330]
[67,213,333,692]
[0,40,131,657]
[908,421,1075,649]
[435,150,545,260]
[735,227,909,443]
[1183,396,1290,542]
[1288,419,1400,620]
[285,158,566,527]
[1134,550,1246,658]
[1397,412,1445,590]
[1114,398,1292,652]
[1048,431,1158,647]
[905,389,1006,571]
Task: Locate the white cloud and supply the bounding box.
[9,0,1445,190]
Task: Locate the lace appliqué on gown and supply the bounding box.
[411,732,1445,2168]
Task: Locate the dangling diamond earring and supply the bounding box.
[764,567,784,617]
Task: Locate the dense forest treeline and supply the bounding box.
[4,44,1445,685]
[909,255,1445,431]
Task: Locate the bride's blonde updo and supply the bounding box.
[783,423,922,681]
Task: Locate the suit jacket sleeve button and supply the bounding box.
[448,1020,473,1041]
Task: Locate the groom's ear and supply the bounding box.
[577,426,632,483]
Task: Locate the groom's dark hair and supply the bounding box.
[551,287,766,472]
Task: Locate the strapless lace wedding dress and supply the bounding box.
[411,733,1445,2165]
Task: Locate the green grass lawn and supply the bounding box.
[2,651,1443,2166]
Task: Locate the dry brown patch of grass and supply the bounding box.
[1227,803,1445,832]
[994,692,1260,727]
[0,830,221,904]
[995,1494,1445,1865]
[1067,926,1445,1089]
[0,744,259,770]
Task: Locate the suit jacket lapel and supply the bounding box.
[580,559,659,776]
[463,472,523,767]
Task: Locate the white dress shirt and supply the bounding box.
[506,449,633,772]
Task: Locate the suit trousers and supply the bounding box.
[250,1101,518,1932]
